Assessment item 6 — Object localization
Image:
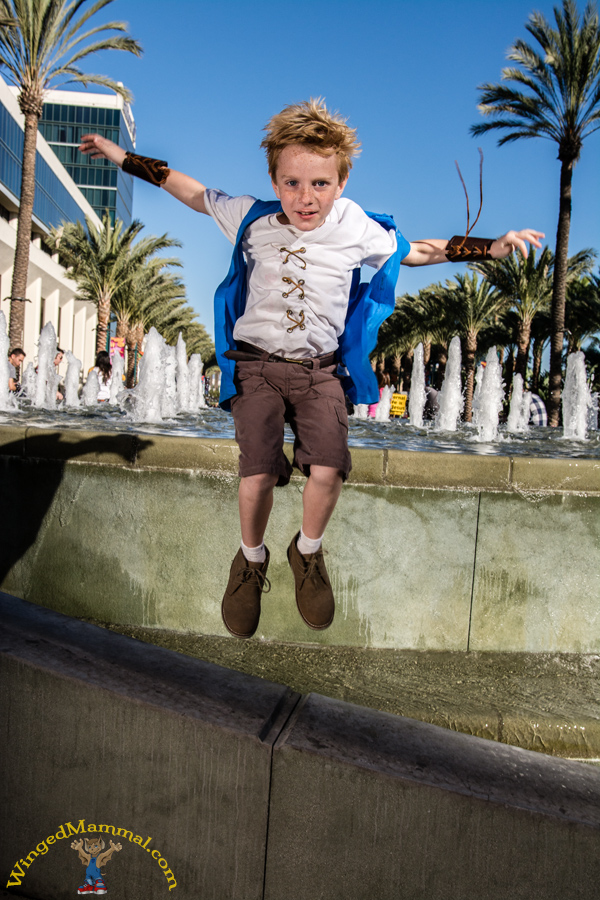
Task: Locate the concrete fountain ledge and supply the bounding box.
[1,422,599,652]
[2,594,600,900]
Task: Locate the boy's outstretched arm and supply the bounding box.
[402,229,544,266]
[79,134,209,215]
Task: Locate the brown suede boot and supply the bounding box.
[221,547,270,638]
[287,532,334,630]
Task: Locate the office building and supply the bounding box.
[38,88,135,226]
[0,74,101,372]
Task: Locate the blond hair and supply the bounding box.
[261,98,361,182]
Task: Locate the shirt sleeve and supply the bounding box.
[203,189,257,244]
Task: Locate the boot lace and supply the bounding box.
[236,565,271,594]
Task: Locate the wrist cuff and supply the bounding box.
[122,152,170,186]
[445,235,494,262]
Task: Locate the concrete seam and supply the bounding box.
[466,491,482,652]
[261,692,306,900]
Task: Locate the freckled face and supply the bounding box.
[271,145,348,232]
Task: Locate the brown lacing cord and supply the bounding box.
[236,566,271,594]
[286,309,306,332]
[280,247,307,268]
[282,277,305,299]
[300,551,328,588]
[454,148,484,251]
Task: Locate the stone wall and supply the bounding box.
[1,424,599,652]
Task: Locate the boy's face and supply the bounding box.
[271,145,348,232]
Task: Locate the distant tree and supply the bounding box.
[471,0,600,425]
[472,247,594,379]
[437,272,508,421]
[47,214,180,354]
[565,271,600,351]
[0,0,141,348]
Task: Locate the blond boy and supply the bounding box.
[80,100,542,638]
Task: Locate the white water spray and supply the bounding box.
[506,374,531,434]
[109,351,125,405]
[562,351,593,440]
[34,322,59,409]
[435,336,464,431]
[472,347,504,442]
[408,343,426,428]
[64,351,82,407]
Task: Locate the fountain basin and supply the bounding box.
[1,421,598,654]
[2,421,599,759]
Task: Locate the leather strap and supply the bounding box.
[122,152,170,186]
[225,342,337,370]
[445,235,494,262]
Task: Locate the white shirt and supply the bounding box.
[205,189,397,358]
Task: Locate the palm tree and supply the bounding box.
[565,270,600,350]
[471,0,600,425]
[47,213,180,354]
[437,272,508,421]
[472,247,594,380]
[0,0,141,348]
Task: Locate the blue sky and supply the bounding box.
[78,0,599,340]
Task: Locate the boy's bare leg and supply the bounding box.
[301,465,343,539]
[238,472,279,547]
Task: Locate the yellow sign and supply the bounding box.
[389,393,407,417]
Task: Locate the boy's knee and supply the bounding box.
[308,465,343,487]
[241,472,279,493]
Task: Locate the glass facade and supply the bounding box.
[0,101,92,229]
[39,101,134,226]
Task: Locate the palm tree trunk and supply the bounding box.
[515,318,532,380]
[96,292,112,355]
[463,333,477,422]
[125,326,137,388]
[435,344,448,388]
[548,158,573,426]
[390,353,402,389]
[9,111,40,348]
[531,338,544,394]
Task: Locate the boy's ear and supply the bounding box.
[271,179,281,199]
[335,176,349,199]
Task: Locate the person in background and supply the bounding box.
[529,393,548,426]
[54,348,64,401]
[91,351,112,402]
[8,348,25,392]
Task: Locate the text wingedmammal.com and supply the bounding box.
[6,819,177,890]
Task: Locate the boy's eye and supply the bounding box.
[286,180,298,187]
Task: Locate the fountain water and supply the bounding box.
[408,343,426,428]
[64,351,82,408]
[34,322,59,409]
[109,351,125,405]
[506,374,531,434]
[0,312,17,412]
[434,336,464,432]
[0,312,597,457]
[472,348,505,443]
[562,351,593,441]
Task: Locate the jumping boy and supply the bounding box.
[80,99,543,639]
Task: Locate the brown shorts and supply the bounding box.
[230,360,352,486]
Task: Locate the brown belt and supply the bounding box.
[224,342,337,370]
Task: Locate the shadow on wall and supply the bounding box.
[0,433,153,586]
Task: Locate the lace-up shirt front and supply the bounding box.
[205,189,398,358]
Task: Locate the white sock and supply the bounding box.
[241,540,266,564]
[297,529,323,557]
